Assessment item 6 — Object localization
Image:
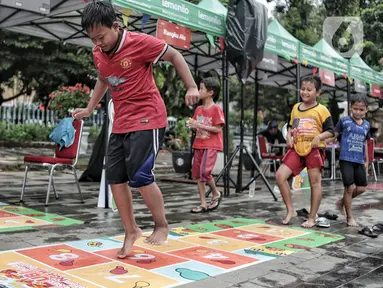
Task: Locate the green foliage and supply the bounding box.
[173,117,191,150]
[49,83,92,119]
[0,30,96,105]
[89,126,101,140]
[0,122,53,142]
[360,4,383,70]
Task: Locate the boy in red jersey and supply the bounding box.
[187,78,224,213]
[72,2,199,258]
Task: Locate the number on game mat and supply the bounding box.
[204,253,228,259]
[238,234,256,239]
[106,275,141,283]
[129,253,155,260]
[207,240,228,245]
[50,253,79,261]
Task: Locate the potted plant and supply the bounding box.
[171,117,193,174]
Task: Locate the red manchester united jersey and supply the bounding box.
[192,104,225,151]
[93,30,168,133]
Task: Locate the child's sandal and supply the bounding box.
[207,192,223,211]
[190,205,208,213]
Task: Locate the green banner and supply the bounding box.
[300,44,348,75]
[349,65,374,84]
[265,33,298,60]
[349,54,383,85]
[113,0,225,37]
[265,20,299,60]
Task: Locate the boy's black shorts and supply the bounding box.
[106,128,165,187]
[339,160,367,187]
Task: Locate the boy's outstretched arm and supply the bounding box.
[160,46,199,106]
[73,75,108,119]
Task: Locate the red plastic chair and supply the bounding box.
[21,120,85,206]
[367,139,377,182]
[257,135,283,175]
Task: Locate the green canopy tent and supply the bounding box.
[299,39,350,118]
[312,39,349,100]
[302,39,348,77]
[349,53,383,88]
[252,19,302,91]
[348,53,383,110]
[0,0,236,205]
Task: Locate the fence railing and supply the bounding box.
[0,105,104,127]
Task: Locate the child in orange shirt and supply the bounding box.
[276,76,334,228]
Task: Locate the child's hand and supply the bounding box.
[365,162,369,172]
[311,136,320,148]
[186,118,200,129]
[286,136,293,149]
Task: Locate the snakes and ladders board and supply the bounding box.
[0,218,344,287]
[0,202,83,233]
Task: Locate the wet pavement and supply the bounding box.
[0,165,382,287]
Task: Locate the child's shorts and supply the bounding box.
[339,160,367,187]
[106,128,165,188]
[192,149,218,182]
[282,148,325,176]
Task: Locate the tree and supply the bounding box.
[360,4,383,70]
[0,30,96,107]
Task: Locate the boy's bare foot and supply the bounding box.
[301,218,316,228]
[335,199,346,216]
[144,225,169,245]
[347,218,358,227]
[282,210,297,225]
[117,228,142,259]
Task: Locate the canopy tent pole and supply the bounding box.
[251,70,259,178]
[296,64,301,102]
[235,82,245,193]
[103,91,111,208]
[222,49,230,196]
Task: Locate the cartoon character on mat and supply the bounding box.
[214,224,233,229]
[110,266,128,275]
[176,268,210,281]
[285,243,311,250]
[87,241,103,248]
[245,246,291,257]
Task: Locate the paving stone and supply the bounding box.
[252,272,299,287]
[217,264,274,284]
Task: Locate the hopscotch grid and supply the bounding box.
[0,205,81,229]
[0,219,345,288]
[10,250,107,288]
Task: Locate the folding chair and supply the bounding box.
[257,135,283,176]
[367,139,378,182]
[21,119,85,206]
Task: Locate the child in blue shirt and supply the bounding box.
[332,94,370,227]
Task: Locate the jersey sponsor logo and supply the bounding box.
[106,76,127,87]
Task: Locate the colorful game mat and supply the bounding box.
[0,218,344,287]
[0,202,83,233]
